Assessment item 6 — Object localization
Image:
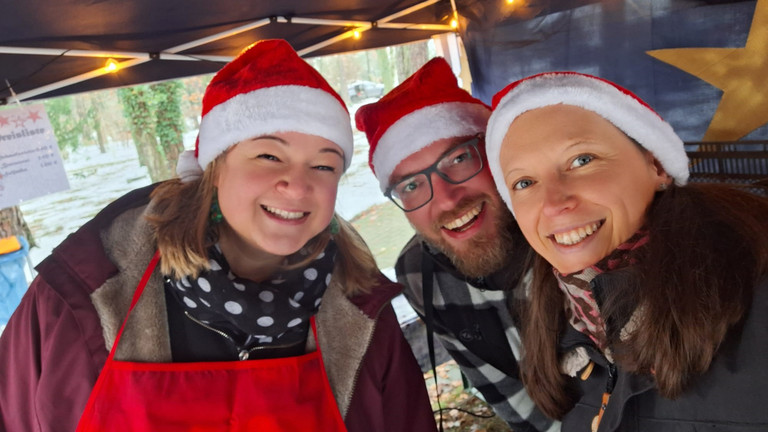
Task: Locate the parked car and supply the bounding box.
[347,80,385,102]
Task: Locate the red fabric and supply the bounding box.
[344,301,439,432]
[0,275,103,431]
[0,184,436,432]
[198,38,345,126]
[354,57,490,174]
[76,252,346,432]
[0,250,435,432]
[201,39,346,116]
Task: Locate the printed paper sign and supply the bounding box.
[0,104,69,209]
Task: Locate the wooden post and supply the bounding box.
[0,206,35,248]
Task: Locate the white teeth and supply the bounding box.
[553,222,602,245]
[569,231,580,244]
[264,206,304,220]
[443,204,482,230]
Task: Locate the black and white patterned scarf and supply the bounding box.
[165,241,337,348]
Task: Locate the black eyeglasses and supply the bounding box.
[385,134,484,212]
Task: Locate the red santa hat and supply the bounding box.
[486,71,690,211]
[355,57,491,192]
[176,39,353,181]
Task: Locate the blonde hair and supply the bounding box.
[146,158,379,296]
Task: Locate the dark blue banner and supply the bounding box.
[461,0,767,142]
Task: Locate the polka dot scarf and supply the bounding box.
[165,241,337,349]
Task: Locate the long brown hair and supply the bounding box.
[521,183,768,419]
[145,158,379,296]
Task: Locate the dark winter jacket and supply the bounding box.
[560,270,768,432]
[0,184,437,432]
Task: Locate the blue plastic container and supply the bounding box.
[0,236,30,326]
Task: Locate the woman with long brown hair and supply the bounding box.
[0,39,436,432]
[485,72,768,431]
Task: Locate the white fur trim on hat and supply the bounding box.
[486,73,689,212]
[196,85,353,173]
[372,102,490,192]
[176,149,203,181]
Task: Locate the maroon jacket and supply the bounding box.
[0,185,436,432]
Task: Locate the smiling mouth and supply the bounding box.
[551,220,604,246]
[262,205,307,220]
[442,203,483,232]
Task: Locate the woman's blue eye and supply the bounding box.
[571,154,594,168]
[513,179,533,190]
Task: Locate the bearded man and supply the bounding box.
[356,58,557,432]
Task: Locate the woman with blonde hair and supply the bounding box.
[0,39,436,432]
[485,72,768,431]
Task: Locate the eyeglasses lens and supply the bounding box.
[389,138,483,211]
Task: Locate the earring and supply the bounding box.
[657,182,669,191]
[210,190,223,224]
[329,216,340,235]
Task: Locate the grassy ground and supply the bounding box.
[350,204,514,431]
[349,201,415,270]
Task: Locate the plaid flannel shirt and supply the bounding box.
[396,235,559,432]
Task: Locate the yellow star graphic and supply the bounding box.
[646,0,768,141]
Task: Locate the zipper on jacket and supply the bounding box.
[591,362,617,432]
[182,311,300,360]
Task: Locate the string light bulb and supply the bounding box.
[352,29,361,39]
[104,58,119,73]
[506,0,514,4]
[449,0,460,30]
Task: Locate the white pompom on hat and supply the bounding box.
[485,71,690,212]
[355,57,491,192]
[176,39,354,181]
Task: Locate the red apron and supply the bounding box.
[76,251,348,432]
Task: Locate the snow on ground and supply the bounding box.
[16,118,416,325]
[20,142,153,267]
[20,127,389,264]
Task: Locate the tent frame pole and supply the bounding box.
[4,0,454,101]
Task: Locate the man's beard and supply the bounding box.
[420,195,516,278]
